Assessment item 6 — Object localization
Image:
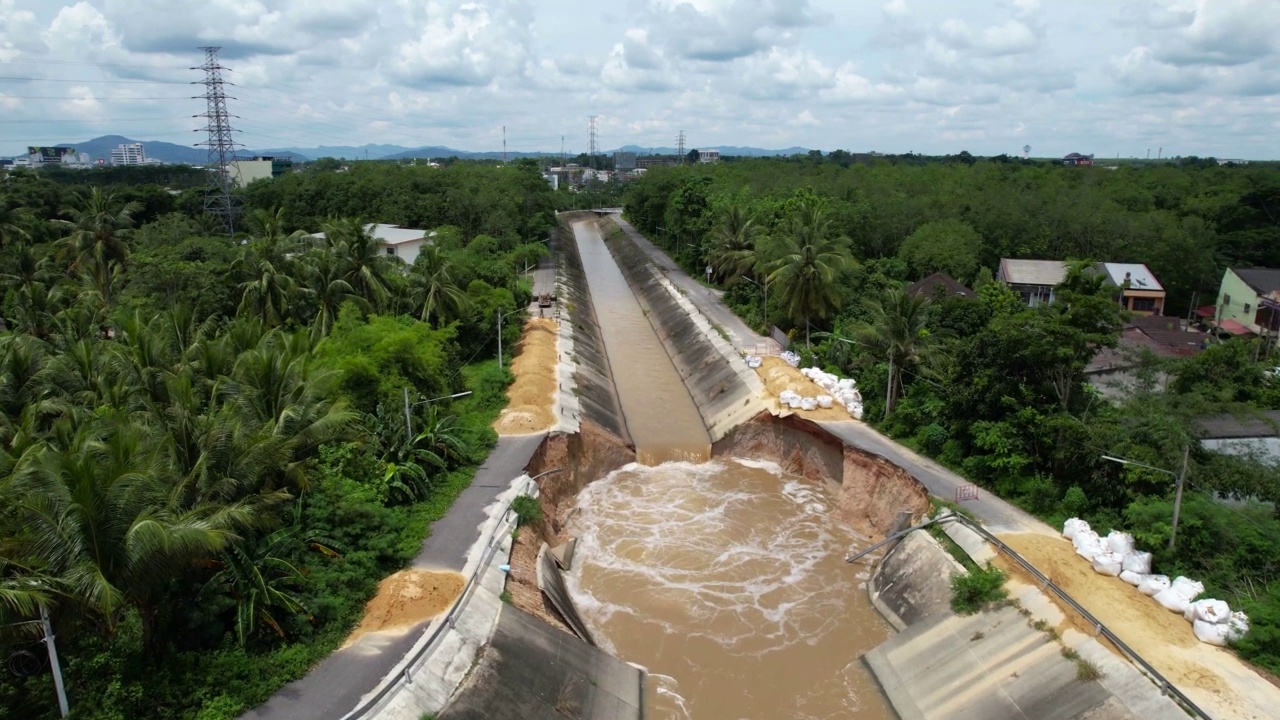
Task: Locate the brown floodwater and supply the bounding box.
[572,220,711,464]
[568,218,894,719]
[565,459,895,720]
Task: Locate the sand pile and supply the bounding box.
[998,532,1280,720]
[493,318,558,435]
[754,355,857,422]
[343,570,465,646]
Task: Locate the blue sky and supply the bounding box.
[1,0,1278,158]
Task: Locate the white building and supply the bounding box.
[310,223,434,266]
[111,143,146,166]
[697,148,721,164]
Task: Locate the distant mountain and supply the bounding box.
[611,144,809,157]
[32,135,208,165]
[253,144,416,161]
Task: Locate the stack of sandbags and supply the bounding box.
[1228,611,1250,643]
[1153,576,1205,614]
[1187,599,1235,646]
[800,397,818,411]
[781,351,801,368]
[1062,518,1089,541]
[1138,574,1171,596]
[816,395,833,409]
[1106,531,1136,555]
[745,354,763,369]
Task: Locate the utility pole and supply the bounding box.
[1170,444,1190,550]
[40,604,69,718]
[403,387,414,446]
[677,130,686,164]
[503,125,507,163]
[497,307,506,369]
[194,46,241,237]
[560,135,565,165]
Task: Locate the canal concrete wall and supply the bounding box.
[556,215,630,444]
[597,217,765,442]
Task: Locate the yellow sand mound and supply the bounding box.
[343,570,465,646]
[754,356,859,422]
[494,319,558,435]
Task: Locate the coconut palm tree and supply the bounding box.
[407,246,470,326]
[855,288,952,417]
[200,528,323,646]
[707,201,764,285]
[0,203,32,251]
[54,188,139,307]
[317,218,399,311]
[296,247,366,341]
[234,227,302,327]
[767,201,854,345]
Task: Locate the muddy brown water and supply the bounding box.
[572,220,711,465]
[569,220,894,719]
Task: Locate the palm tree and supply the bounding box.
[856,288,951,417]
[296,247,366,341]
[0,203,32,251]
[767,201,854,345]
[407,246,470,326]
[234,227,302,327]
[707,201,764,285]
[55,188,139,307]
[317,218,399,310]
[200,529,326,646]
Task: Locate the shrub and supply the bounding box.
[511,495,544,527]
[950,565,1008,615]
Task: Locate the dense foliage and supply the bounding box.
[0,160,553,718]
[626,155,1280,673]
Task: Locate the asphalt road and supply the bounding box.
[240,433,546,720]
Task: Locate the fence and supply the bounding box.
[340,467,565,720]
[944,515,1212,720]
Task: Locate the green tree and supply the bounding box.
[898,219,984,283]
[55,187,140,307]
[857,288,950,417]
[408,246,471,326]
[707,200,765,285]
[767,201,854,344]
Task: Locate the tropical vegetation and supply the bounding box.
[0,158,555,719]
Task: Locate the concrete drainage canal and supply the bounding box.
[516,217,901,718]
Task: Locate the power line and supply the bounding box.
[0,116,192,124]
[0,59,190,71]
[0,95,191,100]
[0,75,190,84]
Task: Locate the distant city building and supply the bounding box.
[636,156,677,170]
[697,149,721,164]
[229,156,293,187]
[1062,152,1094,166]
[613,151,637,171]
[543,173,559,191]
[111,143,146,166]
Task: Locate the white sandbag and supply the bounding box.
[1191,599,1231,624]
[1228,611,1250,642]
[1194,619,1231,647]
[1092,552,1124,576]
[1138,574,1170,596]
[1171,576,1205,601]
[1062,518,1089,540]
[800,397,818,411]
[1076,537,1106,562]
[850,405,864,421]
[1122,551,1152,575]
[781,351,801,368]
[1072,529,1099,550]
[779,390,797,404]
[835,379,854,391]
[1106,531,1136,555]
[1119,570,1144,586]
[787,397,803,409]
[1184,602,1199,623]
[816,395,833,409]
[1154,586,1194,614]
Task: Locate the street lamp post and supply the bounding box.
[1101,444,1190,549]
[402,389,474,445]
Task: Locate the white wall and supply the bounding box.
[381,239,426,267]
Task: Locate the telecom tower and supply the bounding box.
[588,116,599,169]
[677,130,686,164]
[194,47,241,237]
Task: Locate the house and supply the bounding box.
[1208,267,1280,335]
[997,259,1066,306]
[1063,152,1094,166]
[310,223,433,266]
[904,272,975,300]
[1095,262,1165,316]
[1197,410,1280,465]
[696,149,721,164]
[1085,318,1204,400]
[230,156,292,187]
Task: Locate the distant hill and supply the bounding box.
[8,136,811,164]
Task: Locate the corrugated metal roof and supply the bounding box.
[999,259,1067,286]
[1232,267,1280,295]
[1197,410,1280,439]
[307,223,430,245]
[1100,262,1163,291]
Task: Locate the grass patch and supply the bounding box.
[1075,658,1103,682]
[951,565,1009,615]
[499,591,513,604]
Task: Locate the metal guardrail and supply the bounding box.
[340,467,566,720]
[938,514,1212,720]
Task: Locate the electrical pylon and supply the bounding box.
[194,46,241,237]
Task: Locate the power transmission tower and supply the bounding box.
[194,46,241,237]
[502,125,507,163]
[677,130,686,164]
[588,116,598,169]
[560,135,565,165]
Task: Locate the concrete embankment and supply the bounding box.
[555,214,630,443]
[597,216,764,442]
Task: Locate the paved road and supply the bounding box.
[819,422,1047,534]
[241,434,547,720]
[609,214,779,354]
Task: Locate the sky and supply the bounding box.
[1,0,1278,159]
